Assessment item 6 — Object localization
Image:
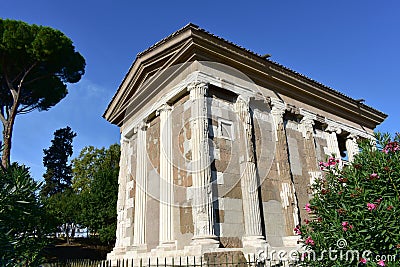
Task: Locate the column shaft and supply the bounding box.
[115,138,129,248]
[346,135,359,162]
[133,122,147,247]
[158,104,175,248]
[235,97,264,241]
[188,81,218,246]
[325,127,341,160]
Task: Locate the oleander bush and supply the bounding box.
[298,133,400,267]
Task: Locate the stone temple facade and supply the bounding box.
[103,24,386,262]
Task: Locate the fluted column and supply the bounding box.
[188,81,218,247]
[299,111,315,140]
[115,137,129,248]
[346,134,359,162]
[157,104,176,250]
[270,98,286,142]
[270,98,297,237]
[325,125,341,160]
[132,121,148,251]
[235,96,266,248]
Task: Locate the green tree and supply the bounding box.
[0,163,51,266]
[0,18,85,168]
[72,144,120,243]
[44,189,80,245]
[72,144,120,193]
[41,126,76,197]
[298,133,400,267]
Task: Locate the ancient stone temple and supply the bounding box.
[103,24,386,262]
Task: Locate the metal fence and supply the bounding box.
[41,255,299,267]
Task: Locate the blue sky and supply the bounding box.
[2,0,399,181]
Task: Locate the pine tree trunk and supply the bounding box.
[1,114,15,168]
[65,223,70,244]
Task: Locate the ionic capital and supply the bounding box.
[270,98,286,118]
[299,109,316,139]
[187,81,208,99]
[156,103,173,116]
[138,120,149,131]
[347,133,359,141]
[325,124,342,135]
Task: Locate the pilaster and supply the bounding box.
[235,96,267,251]
[270,98,297,236]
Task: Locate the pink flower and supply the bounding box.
[319,161,329,170]
[367,203,377,211]
[359,258,367,264]
[375,197,383,204]
[328,157,339,166]
[377,259,385,266]
[383,141,400,154]
[305,236,315,246]
[319,157,339,170]
[369,173,379,180]
[305,203,312,212]
[294,225,301,235]
[304,219,310,224]
[341,221,350,231]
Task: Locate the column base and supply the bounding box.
[242,236,269,255]
[125,244,148,256]
[282,235,301,248]
[185,235,220,255]
[107,246,126,260]
[156,240,177,251]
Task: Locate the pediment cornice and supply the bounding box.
[103,24,387,129]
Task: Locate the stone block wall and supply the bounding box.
[114,83,364,255]
[208,96,244,248]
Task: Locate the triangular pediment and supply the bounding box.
[103,23,386,129]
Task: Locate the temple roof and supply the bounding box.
[104,23,387,129]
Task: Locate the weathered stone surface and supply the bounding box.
[180,207,194,234]
[285,120,319,224]
[219,237,243,248]
[146,194,160,250]
[203,251,247,266]
[147,117,160,174]
[105,25,382,262]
